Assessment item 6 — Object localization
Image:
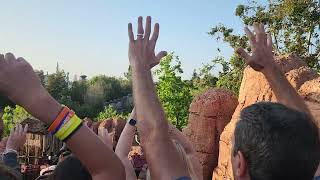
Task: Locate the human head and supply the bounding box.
[49,155,92,180]
[0,165,19,180]
[232,102,320,180]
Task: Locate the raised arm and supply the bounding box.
[0,53,125,180]
[128,16,189,179]
[236,24,311,116]
[2,124,28,179]
[115,108,137,180]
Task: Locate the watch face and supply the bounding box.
[129,119,136,126]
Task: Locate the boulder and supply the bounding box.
[99,117,126,148]
[213,54,320,179]
[182,88,238,180]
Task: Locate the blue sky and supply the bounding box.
[0,0,262,79]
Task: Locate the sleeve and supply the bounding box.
[3,152,22,179]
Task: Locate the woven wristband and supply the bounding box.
[47,106,69,133]
[54,111,75,137]
[62,123,83,142]
[58,114,82,141]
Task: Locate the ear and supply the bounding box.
[234,151,248,177]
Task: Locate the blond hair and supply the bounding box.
[146,140,198,180]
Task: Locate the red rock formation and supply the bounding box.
[182,88,238,180]
[213,54,320,180]
[99,117,126,148]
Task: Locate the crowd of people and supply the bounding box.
[0,16,319,180]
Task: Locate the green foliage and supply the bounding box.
[2,107,14,137]
[31,65,133,119]
[97,105,129,121]
[35,70,46,87]
[89,75,131,103]
[190,62,218,96]
[155,53,193,130]
[215,54,245,95]
[208,0,320,95]
[2,105,31,136]
[46,67,71,106]
[71,80,88,105]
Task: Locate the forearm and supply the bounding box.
[263,63,311,115]
[132,67,168,132]
[24,94,125,180]
[67,127,125,180]
[119,157,137,180]
[115,123,135,158]
[115,123,137,180]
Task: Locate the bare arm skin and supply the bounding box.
[128,16,189,179]
[237,24,319,177]
[0,53,125,180]
[237,24,311,116]
[115,108,137,180]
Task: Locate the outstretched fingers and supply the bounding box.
[156,51,167,61]
[144,16,152,40]
[23,124,28,134]
[150,51,167,68]
[18,124,23,135]
[5,53,16,63]
[128,23,134,42]
[137,16,144,39]
[150,23,160,49]
[236,48,251,63]
[255,23,266,44]
[244,26,256,47]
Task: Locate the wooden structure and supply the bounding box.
[20,118,62,165]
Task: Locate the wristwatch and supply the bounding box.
[128,119,137,126]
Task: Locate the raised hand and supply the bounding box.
[0,53,47,107]
[98,126,114,150]
[236,23,275,72]
[128,16,167,69]
[0,137,8,153]
[6,124,28,152]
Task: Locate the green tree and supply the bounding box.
[89,75,131,102]
[46,66,71,105]
[71,80,88,105]
[12,105,32,122]
[2,106,14,136]
[209,0,320,94]
[155,53,193,130]
[190,61,219,96]
[2,105,31,136]
[97,105,129,121]
[35,70,46,87]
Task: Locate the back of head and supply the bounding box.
[49,155,92,180]
[233,102,320,180]
[0,165,19,180]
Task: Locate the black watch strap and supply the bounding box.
[129,119,137,126]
